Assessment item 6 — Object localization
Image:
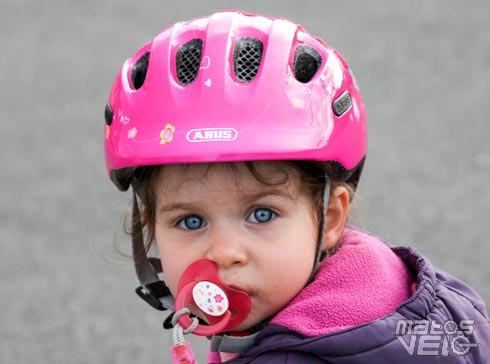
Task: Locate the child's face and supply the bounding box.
[153,162,318,331]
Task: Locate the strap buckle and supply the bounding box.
[135,280,171,311]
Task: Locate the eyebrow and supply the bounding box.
[158,202,200,213]
[158,188,293,214]
[240,188,293,204]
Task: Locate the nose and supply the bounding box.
[205,229,248,269]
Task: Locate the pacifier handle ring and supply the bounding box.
[174,281,232,336]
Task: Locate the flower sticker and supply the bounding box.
[160,123,175,145]
[214,294,224,303]
[128,127,138,140]
[292,97,305,109]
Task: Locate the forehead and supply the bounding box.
[152,161,300,197]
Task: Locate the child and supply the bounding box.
[104,10,489,363]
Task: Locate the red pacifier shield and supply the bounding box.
[174,259,252,336]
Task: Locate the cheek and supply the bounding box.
[273,246,315,285]
[154,232,189,296]
[258,225,317,305]
[158,251,181,295]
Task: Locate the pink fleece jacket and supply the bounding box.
[271,227,415,336]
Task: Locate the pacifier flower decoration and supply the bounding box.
[192,281,229,316]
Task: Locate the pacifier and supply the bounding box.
[173,259,252,336]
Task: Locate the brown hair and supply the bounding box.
[130,161,356,257]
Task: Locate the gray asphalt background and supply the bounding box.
[1,0,489,363]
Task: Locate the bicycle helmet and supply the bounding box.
[105,10,366,192]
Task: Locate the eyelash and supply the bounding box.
[175,207,278,230]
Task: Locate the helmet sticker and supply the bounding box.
[200,56,211,70]
[186,128,238,143]
[160,123,176,145]
[128,127,138,140]
[117,109,131,125]
[292,97,305,109]
[205,78,212,87]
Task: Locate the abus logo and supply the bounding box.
[186,128,238,143]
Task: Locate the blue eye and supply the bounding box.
[178,215,204,230]
[248,208,275,224]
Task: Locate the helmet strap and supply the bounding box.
[131,186,174,311]
[307,175,331,284]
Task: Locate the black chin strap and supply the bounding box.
[131,187,174,311]
[307,175,331,284]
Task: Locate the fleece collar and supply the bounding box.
[270,227,415,336]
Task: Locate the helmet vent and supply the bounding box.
[293,45,322,83]
[176,39,203,85]
[104,102,113,126]
[131,51,150,90]
[233,37,263,83]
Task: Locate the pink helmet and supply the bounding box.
[104,10,367,191]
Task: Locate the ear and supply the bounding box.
[321,186,350,251]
